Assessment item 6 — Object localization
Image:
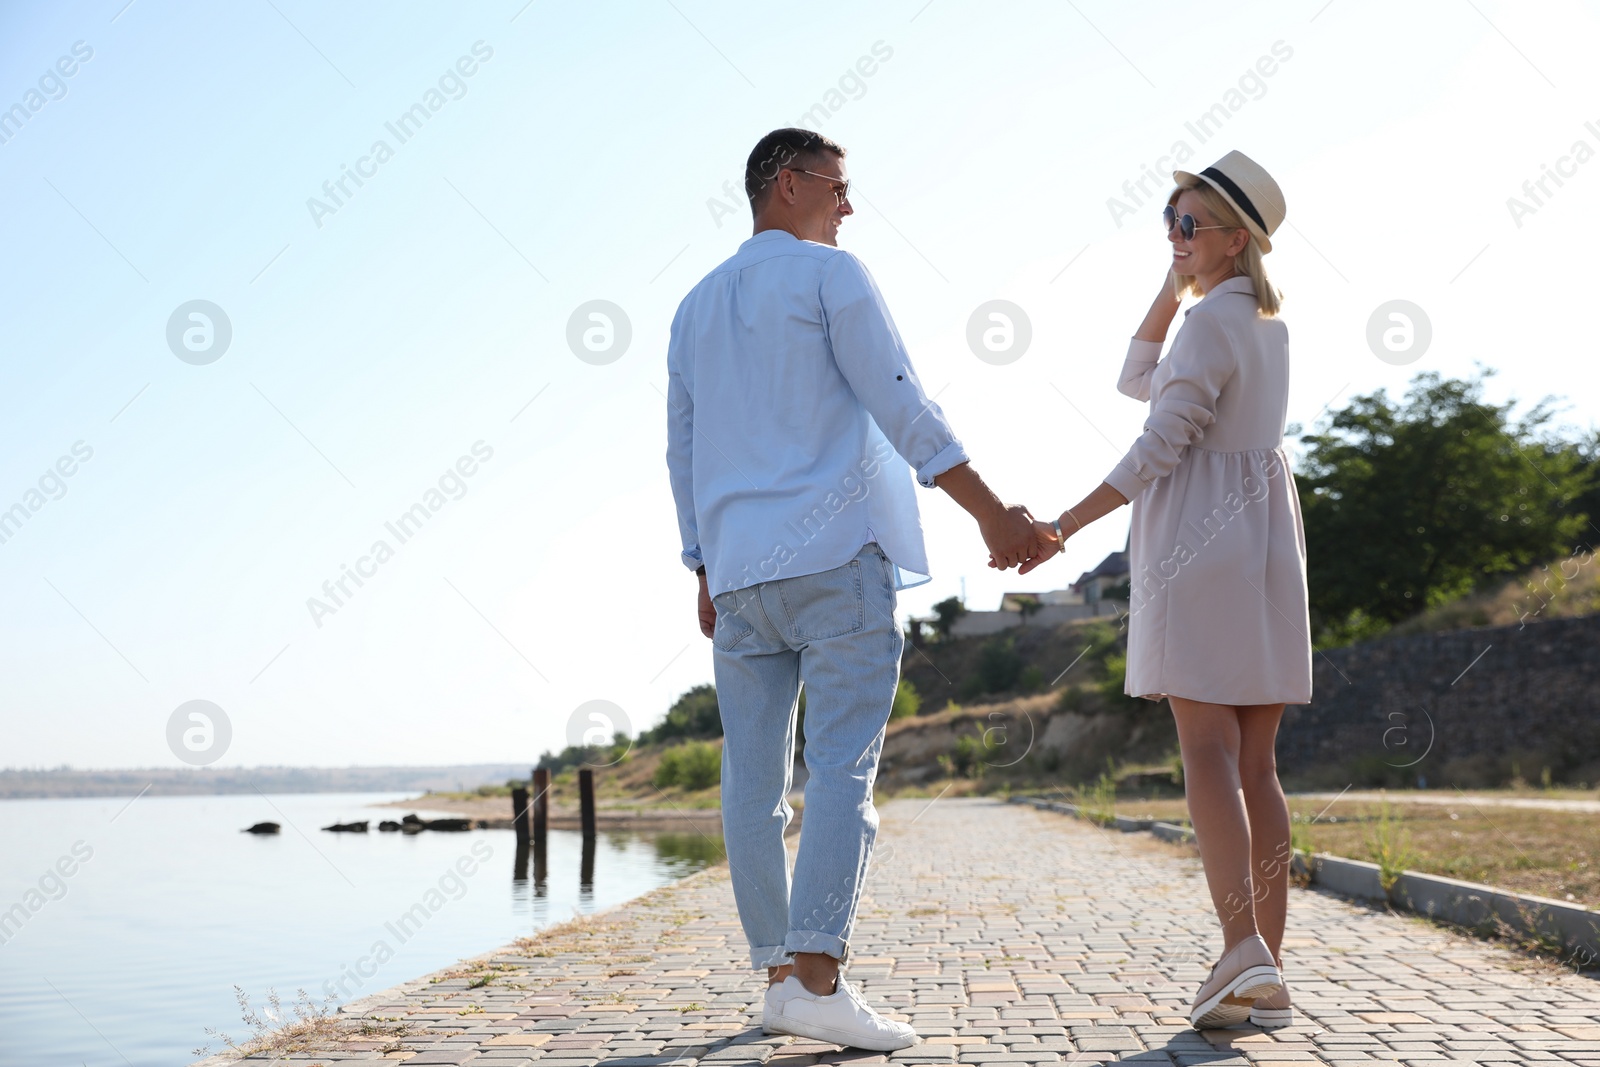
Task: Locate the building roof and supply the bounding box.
[1084,550,1130,581]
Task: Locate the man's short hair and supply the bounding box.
[744,128,846,214]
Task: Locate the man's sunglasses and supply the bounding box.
[792,168,851,204]
[1163,203,1235,241]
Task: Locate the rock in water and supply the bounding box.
[322,820,369,832]
[378,820,403,832]
[394,813,474,832]
[243,822,281,835]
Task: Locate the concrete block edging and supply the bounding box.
[1009,794,1600,966]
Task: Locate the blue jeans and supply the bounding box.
[710,542,902,968]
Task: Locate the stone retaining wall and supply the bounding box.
[1279,614,1600,785]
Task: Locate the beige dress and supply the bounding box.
[1103,276,1313,705]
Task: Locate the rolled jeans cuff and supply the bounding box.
[751,944,790,969]
[785,930,850,964]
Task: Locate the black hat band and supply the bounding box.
[1200,166,1267,234]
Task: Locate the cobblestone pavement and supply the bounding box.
[229,797,1600,1066]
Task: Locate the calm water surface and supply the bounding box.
[0,792,724,1066]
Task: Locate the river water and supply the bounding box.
[0,792,724,1066]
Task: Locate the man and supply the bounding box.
[665,128,1037,1051]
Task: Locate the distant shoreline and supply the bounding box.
[0,764,532,799]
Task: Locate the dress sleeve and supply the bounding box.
[1104,312,1235,501]
[1116,337,1164,401]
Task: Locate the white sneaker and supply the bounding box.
[762,975,918,1051]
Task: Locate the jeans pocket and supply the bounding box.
[711,591,755,652]
[777,559,864,641]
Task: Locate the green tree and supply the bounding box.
[1013,594,1043,626]
[1297,371,1590,644]
[931,596,967,640]
[640,684,721,744]
[1565,429,1600,543]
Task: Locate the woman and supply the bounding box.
[1020,151,1311,1029]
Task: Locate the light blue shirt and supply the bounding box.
[666,229,969,596]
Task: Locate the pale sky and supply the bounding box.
[3,0,1597,770]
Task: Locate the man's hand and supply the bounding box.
[989,519,1063,573]
[697,571,716,638]
[980,504,1038,570]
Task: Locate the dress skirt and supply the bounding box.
[1123,443,1313,705]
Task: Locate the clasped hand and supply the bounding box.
[982,506,1069,575]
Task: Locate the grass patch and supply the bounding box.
[193,987,340,1061]
[1091,791,1600,905]
[1067,768,1118,826]
[1367,794,1417,892]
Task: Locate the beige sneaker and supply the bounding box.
[1250,976,1293,1028]
[1190,934,1282,1030]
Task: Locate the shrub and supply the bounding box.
[1097,651,1129,701]
[975,636,1022,694]
[653,740,722,791]
[890,678,921,719]
[940,725,1003,780]
[1056,686,1087,713]
[939,736,981,780]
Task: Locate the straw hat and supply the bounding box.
[1174,150,1285,253]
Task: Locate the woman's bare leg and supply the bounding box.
[1169,696,1258,953]
[1237,702,1291,1006]
[1236,703,1289,958]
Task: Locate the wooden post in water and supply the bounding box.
[578,767,596,839]
[580,830,595,892]
[510,786,530,846]
[531,768,549,849]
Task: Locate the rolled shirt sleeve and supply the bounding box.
[1116,337,1164,401]
[1105,313,1235,501]
[819,252,969,487]
[664,301,703,572]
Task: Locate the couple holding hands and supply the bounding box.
[665,128,1313,1050]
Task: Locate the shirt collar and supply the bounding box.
[741,228,801,250]
[1186,274,1255,314]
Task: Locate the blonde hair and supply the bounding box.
[1168,178,1282,317]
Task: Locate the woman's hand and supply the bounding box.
[1017,519,1066,575]
[988,519,1063,573]
[1158,266,1182,304]
[1135,270,1183,345]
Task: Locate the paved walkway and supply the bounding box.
[240,798,1600,1066]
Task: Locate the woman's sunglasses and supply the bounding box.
[1163,204,1235,241]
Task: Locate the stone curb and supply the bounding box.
[1010,793,1600,964]
[1149,820,1194,844]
